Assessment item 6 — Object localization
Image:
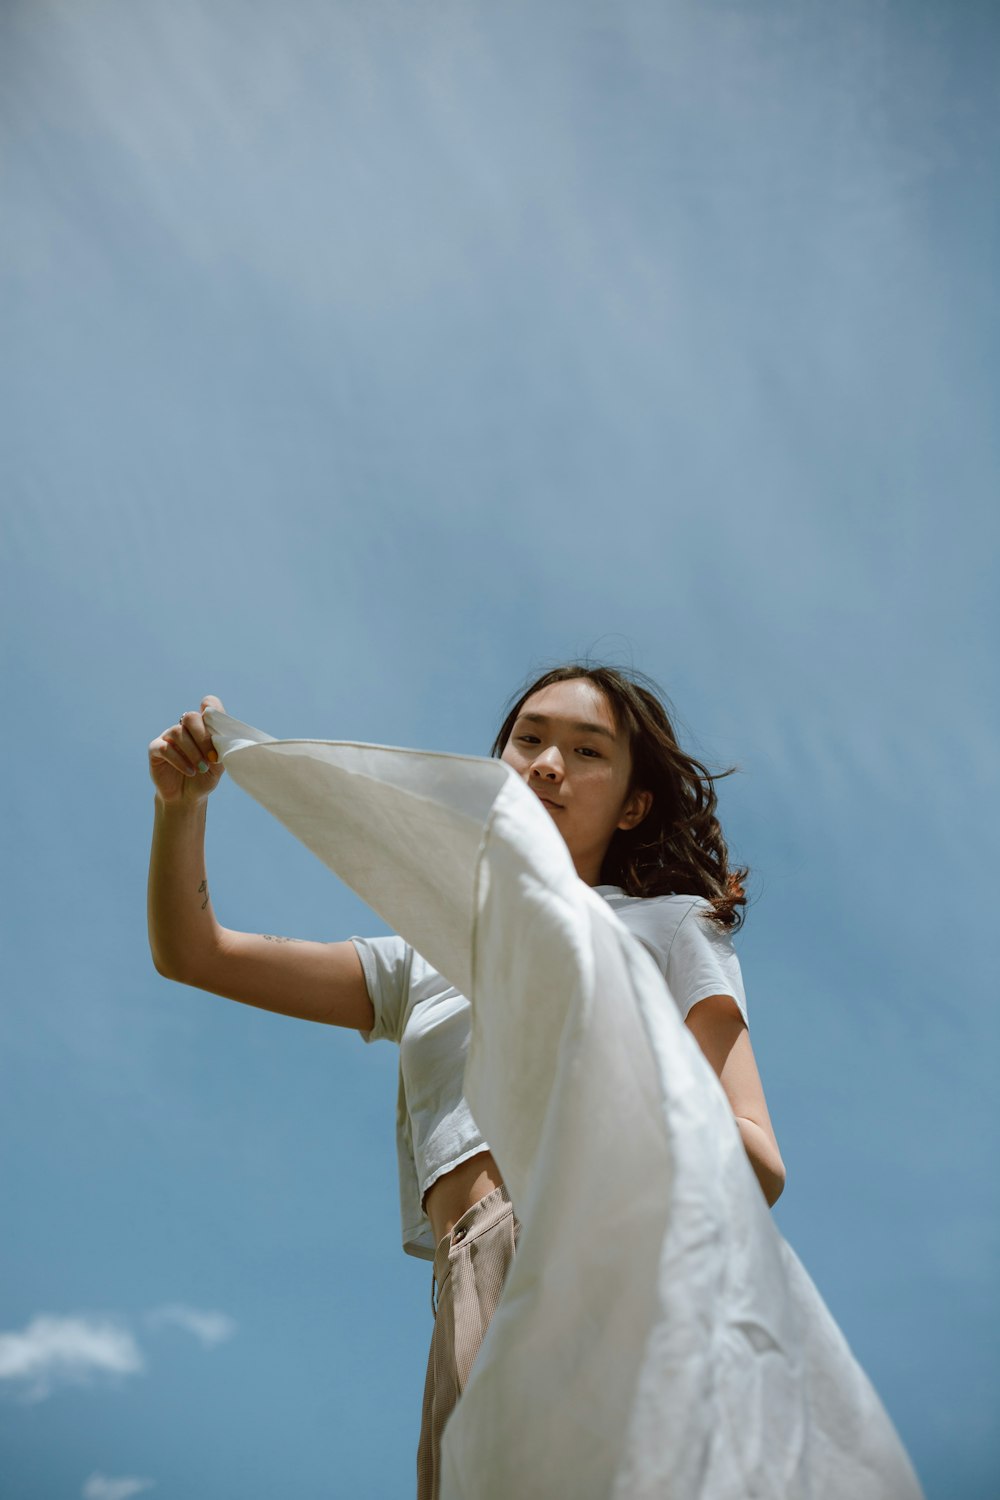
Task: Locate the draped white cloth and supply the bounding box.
[205,709,924,1500]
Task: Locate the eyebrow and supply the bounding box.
[515,712,617,741]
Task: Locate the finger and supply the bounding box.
[180,711,218,766]
[175,718,217,772]
[150,734,197,777]
[199,696,225,761]
[165,725,202,772]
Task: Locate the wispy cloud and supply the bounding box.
[145,1303,238,1349]
[0,1316,143,1400]
[0,1304,237,1400]
[82,1475,155,1500]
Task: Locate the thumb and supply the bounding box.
[201,694,226,714]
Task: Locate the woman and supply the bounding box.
[147,664,785,1499]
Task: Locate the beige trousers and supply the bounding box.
[417,1184,520,1500]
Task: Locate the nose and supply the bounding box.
[529,746,563,783]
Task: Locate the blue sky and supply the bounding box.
[2,1,997,1495]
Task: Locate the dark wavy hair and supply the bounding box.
[490,664,748,929]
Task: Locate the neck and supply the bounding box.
[572,851,606,886]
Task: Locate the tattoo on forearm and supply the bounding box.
[198,879,208,911]
[260,934,302,944]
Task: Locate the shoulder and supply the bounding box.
[595,888,713,956]
[352,935,456,1044]
[352,935,449,995]
[595,887,747,1024]
[595,886,707,917]
[660,899,746,1024]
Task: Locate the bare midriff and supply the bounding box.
[423,1149,505,1247]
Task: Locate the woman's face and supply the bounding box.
[500,678,651,885]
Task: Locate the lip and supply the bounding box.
[531,789,564,810]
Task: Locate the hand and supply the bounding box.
[148,695,227,805]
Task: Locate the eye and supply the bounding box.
[516,734,540,746]
[576,747,601,758]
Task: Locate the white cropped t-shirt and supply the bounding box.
[352,888,747,1260]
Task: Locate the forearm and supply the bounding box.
[736,1117,786,1207]
[147,796,223,979]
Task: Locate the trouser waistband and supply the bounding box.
[430,1184,515,1317]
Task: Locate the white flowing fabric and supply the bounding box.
[205,710,924,1500]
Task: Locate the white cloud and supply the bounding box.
[82,1475,155,1500]
[145,1304,237,1349]
[0,1304,236,1401]
[0,1315,143,1400]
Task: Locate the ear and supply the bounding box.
[617,789,652,831]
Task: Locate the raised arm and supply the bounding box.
[147,696,374,1030]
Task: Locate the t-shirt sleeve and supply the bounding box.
[350,934,412,1044]
[666,902,749,1025]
